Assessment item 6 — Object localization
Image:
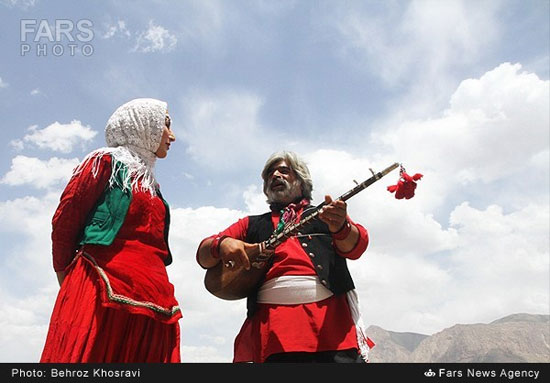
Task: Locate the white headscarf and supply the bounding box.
[74,98,168,196]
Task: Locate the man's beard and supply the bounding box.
[266,178,303,205]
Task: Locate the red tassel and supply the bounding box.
[366,337,376,349]
[387,166,423,199]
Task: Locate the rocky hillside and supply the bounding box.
[367,313,550,363]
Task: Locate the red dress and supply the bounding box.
[201,209,369,363]
[41,155,181,363]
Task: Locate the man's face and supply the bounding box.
[265,160,303,204]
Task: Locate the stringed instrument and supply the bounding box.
[204,162,400,300]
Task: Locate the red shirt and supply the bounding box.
[51,155,181,324]
[202,207,369,362]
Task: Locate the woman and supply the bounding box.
[41,98,181,363]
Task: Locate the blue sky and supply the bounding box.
[0,0,548,362]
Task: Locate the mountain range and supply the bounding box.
[366,313,550,363]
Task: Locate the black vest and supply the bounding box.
[244,210,355,317]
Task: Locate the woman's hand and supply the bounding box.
[56,271,66,287]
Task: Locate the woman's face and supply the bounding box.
[155,114,176,158]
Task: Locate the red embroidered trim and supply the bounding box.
[81,252,180,316]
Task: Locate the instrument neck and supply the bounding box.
[265,162,399,249]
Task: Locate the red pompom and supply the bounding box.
[387,167,423,199]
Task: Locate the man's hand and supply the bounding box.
[219,237,258,271]
[318,195,347,233]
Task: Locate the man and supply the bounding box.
[196,151,372,363]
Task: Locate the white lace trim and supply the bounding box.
[74,146,158,195]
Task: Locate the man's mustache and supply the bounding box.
[269,178,288,190]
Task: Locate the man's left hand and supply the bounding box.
[318,195,347,233]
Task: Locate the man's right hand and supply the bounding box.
[219,237,257,271]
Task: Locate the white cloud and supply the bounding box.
[102,20,131,39]
[252,0,297,15]
[30,88,41,96]
[357,200,548,335]
[0,289,53,362]
[0,193,62,290]
[448,202,549,279]
[0,193,57,235]
[10,139,24,151]
[322,1,503,118]
[1,156,80,189]
[304,149,458,254]
[14,120,97,153]
[328,1,499,87]
[243,184,268,215]
[178,0,225,50]
[165,205,249,362]
[0,191,70,362]
[0,0,35,10]
[180,345,231,363]
[440,202,548,325]
[0,76,8,88]
[171,0,293,53]
[375,63,549,192]
[180,89,281,172]
[133,20,177,53]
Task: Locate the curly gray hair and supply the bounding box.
[261,150,313,201]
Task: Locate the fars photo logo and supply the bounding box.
[20,19,94,57]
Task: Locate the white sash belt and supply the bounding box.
[257,275,372,362]
[257,275,334,305]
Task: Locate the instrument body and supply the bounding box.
[204,162,399,300]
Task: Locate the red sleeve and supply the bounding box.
[215,216,250,240]
[195,216,250,267]
[51,154,112,272]
[334,218,369,260]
